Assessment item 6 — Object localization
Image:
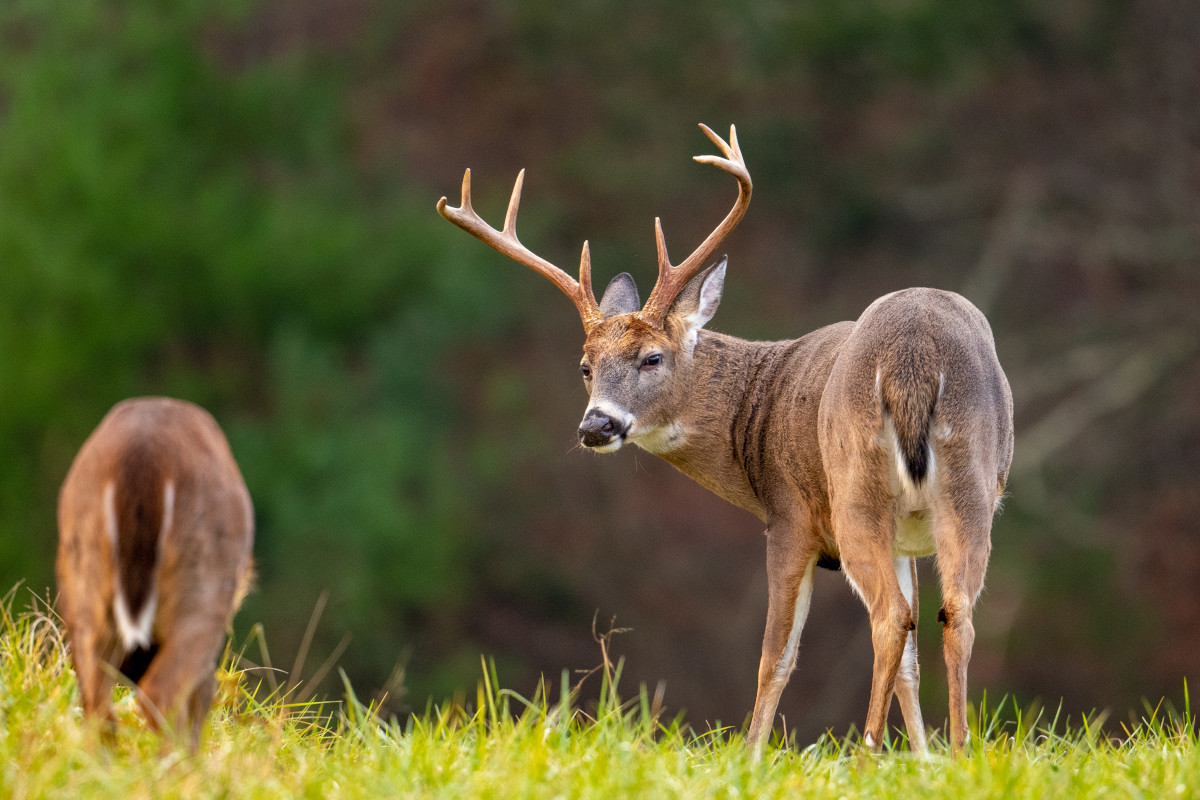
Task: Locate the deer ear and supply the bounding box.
[669,257,726,337]
[599,272,641,317]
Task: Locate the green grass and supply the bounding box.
[2,593,1197,799]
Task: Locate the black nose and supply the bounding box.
[578,409,624,447]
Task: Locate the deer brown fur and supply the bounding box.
[438,124,1014,755]
[56,397,254,748]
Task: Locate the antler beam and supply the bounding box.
[437,169,604,332]
[640,123,753,326]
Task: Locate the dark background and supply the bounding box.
[1,0,1197,743]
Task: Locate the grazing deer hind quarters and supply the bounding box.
[56,397,254,750]
[439,123,1014,756]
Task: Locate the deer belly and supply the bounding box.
[893,510,936,557]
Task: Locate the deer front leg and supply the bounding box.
[746,526,818,758]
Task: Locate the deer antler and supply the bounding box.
[640,123,752,326]
[437,169,604,332]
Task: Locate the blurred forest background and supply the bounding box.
[1,0,1197,743]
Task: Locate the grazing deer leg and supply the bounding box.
[933,484,993,755]
[70,625,119,727]
[136,613,226,748]
[746,529,818,756]
[186,673,218,751]
[836,504,912,752]
[892,556,927,753]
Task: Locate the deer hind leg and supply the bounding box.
[60,589,122,734]
[186,673,218,752]
[933,489,993,755]
[836,504,912,752]
[892,556,927,753]
[136,614,225,749]
[746,529,818,757]
[71,627,120,729]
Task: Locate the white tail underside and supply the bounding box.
[105,480,174,652]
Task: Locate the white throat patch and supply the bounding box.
[629,420,686,454]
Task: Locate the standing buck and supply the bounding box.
[57,397,254,748]
[438,124,1013,755]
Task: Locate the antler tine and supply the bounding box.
[641,123,753,326]
[437,169,604,331]
[693,123,750,184]
[503,169,524,235]
[579,240,595,308]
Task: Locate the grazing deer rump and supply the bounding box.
[57,397,253,748]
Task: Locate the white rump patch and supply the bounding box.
[161,480,175,540]
[114,590,157,652]
[933,372,953,439]
[109,480,173,653]
[880,414,936,500]
[103,482,118,545]
[893,425,918,493]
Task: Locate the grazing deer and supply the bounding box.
[57,397,254,748]
[437,123,1013,755]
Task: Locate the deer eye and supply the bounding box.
[580,363,592,379]
[640,353,662,370]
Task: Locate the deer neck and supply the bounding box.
[639,330,790,521]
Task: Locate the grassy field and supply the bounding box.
[2,593,1197,799]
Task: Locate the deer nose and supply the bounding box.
[578,408,627,447]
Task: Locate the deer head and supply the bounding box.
[437,123,751,453]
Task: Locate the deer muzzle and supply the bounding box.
[578,407,631,450]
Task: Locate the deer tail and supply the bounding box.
[105,454,173,652]
[879,355,942,490]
